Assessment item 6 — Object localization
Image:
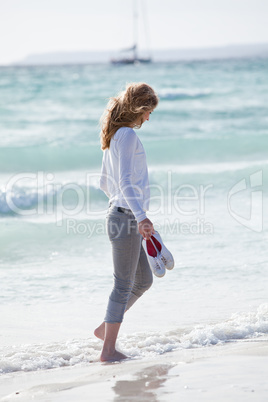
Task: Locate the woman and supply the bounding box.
[94,82,159,362]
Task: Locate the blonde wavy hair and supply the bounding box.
[100,82,158,150]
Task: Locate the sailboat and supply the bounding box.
[111,0,152,65]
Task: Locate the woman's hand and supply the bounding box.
[138,218,155,240]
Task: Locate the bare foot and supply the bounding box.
[100,349,128,362]
[94,323,105,341]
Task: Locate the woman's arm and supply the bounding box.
[117,130,147,223]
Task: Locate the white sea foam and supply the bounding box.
[0,172,102,215]
[1,304,267,374]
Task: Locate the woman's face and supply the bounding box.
[131,109,154,127]
[141,110,153,124]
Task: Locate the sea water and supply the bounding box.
[0,59,268,374]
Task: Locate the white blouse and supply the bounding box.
[100,127,150,223]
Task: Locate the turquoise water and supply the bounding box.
[0,59,268,373]
[1,60,268,172]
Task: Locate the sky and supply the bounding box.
[0,0,268,65]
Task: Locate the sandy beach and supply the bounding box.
[1,338,267,402]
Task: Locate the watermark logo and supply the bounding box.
[2,169,263,235]
[227,170,263,232]
[64,217,214,239]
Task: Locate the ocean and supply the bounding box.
[0,59,268,376]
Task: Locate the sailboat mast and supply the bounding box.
[142,0,152,60]
[132,0,138,60]
[110,0,151,64]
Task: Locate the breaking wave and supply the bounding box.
[1,304,267,374]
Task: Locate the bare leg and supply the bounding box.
[94,292,140,341]
[94,322,105,340]
[100,322,128,362]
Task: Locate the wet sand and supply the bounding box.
[1,338,268,401]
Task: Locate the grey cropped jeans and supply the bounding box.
[104,205,153,323]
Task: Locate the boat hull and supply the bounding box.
[111,57,152,65]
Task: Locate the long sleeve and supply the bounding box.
[117,131,147,223]
[99,127,149,223]
[99,152,110,198]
